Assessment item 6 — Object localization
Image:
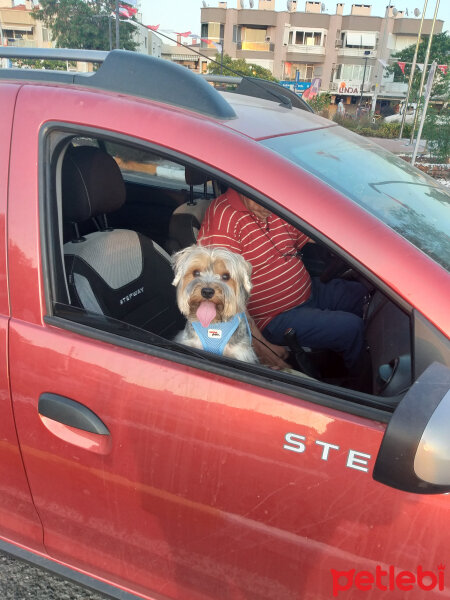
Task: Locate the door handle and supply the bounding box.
[39,393,110,434]
[38,393,111,454]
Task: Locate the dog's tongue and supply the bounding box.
[196,301,216,328]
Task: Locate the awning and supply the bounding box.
[346,32,376,47]
[167,54,199,61]
[3,25,33,32]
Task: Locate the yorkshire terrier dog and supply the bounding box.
[172,245,257,363]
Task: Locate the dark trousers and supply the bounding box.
[263,278,367,370]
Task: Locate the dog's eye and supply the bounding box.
[221,273,230,281]
[193,270,201,277]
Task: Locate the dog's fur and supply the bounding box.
[172,245,257,363]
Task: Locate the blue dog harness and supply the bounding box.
[191,312,252,356]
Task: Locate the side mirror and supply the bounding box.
[373,362,450,494]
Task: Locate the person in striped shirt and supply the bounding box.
[198,188,367,372]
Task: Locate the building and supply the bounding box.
[161,35,200,71]
[132,21,162,57]
[0,0,52,48]
[200,1,443,112]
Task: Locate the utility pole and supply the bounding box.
[412,61,437,165]
[108,16,113,51]
[399,0,428,138]
[115,0,120,49]
[358,51,370,112]
[409,0,440,143]
[370,1,393,116]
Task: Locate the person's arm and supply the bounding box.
[247,315,290,369]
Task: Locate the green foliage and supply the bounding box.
[333,114,412,139]
[305,92,331,115]
[423,107,450,163]
[387,32,450,100]
[12,59,74,70]
[33,0,138,51]
[208,53,278,82]
[377,122,412,138]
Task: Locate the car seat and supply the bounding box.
[62,145,185,337]
[166,166,212,254]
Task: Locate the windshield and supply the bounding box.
[262,127,450,271]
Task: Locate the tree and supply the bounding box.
[208,53,278,82]
[387,32,450,99]
[305,92,331,114]
[33,0,138,51]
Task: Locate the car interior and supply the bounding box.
[46,132,415,406]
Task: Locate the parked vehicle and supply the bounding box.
[0,48,449,600]
[384,102,417,123]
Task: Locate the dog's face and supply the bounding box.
[172,245,252,324]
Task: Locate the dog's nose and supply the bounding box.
[201,287,215,299]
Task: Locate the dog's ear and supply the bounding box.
[236,254,252,296]
[172,245,196,286]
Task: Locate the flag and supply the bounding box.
[119,6,131,17]
[416,63,424,72]
[425,61,437,97]
[147,24,160,31]
[191,33,218,46]
[175,31,192,37]
[119,4,137,17]
[398,62,406,74]
[302,77,321,100]
[437,64,448,75]
[377,58,388,68]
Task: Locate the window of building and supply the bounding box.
[344,32,377,49]
[336,64,372,82]
[200,22,224,47]
[288,30,323,46]
[240,26,269,51]
[285,63,314,81]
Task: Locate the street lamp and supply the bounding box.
[358,50,371,112]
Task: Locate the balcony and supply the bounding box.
[6,38,38,48]
[337,48,376,58]
[237,41,274,52]
[287,44,326,55]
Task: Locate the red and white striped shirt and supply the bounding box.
[198,189,311,331]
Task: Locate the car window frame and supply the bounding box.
[39,122,413,421]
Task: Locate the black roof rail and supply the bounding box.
[203,74,314,113]
[0,47,108,62]
[0,48,236,119]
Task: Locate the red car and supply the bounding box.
[0,48,449,600]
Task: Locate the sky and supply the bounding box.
[141,0,449,39]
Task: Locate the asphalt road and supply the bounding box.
[0,551,107,600]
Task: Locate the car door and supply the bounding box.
[0,83,44,551]
[8,85,450,600]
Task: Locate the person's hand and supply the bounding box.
[247,314,290,369]
[252,337,290,370]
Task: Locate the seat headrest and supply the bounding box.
[185,166,209,187]
[62,146,126,223]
